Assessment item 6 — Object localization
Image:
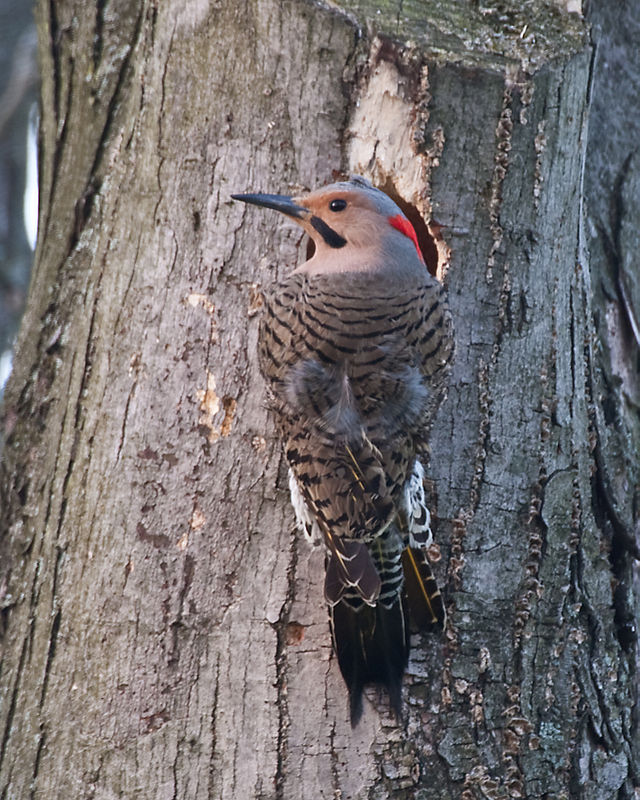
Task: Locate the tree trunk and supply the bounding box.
[1,1,637,798]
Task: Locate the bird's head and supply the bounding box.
[232,176,425,275]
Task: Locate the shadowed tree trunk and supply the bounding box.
[1,1,637,798]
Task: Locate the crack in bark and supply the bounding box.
[92,0,107,72]
[152,20,177,226]
[167,554,195,669]
[29,729,45,800]
[207,656,221,796]
[41,0,66,247]
[0,635,29,774]
[47,283,102,550]
[47,0,60,123]
[39,608,61,708]
[25,602,59,795]
[486,80,513,284]
[44,60,72,249]
[85,2,145,191]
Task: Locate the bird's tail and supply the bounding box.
[329,544,445,726]
[329,595,409,727]
[401,546,446,631]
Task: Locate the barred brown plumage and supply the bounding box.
[232,176,454,726]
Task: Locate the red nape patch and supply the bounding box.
[388,214,425,263]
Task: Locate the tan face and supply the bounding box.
[292,187,391,253]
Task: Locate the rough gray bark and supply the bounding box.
[0,1,637,799]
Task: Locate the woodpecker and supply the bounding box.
[232,177,454,725]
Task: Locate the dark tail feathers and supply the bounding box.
[329,597,409,727]
[329,547,445,726]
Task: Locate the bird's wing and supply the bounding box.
[258,272,448,603]
[285,424,395,605]
[410,280,455,385]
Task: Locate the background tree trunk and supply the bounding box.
[0,0,38,385]
[1,1,637,798]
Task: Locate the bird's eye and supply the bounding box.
[329,198,347,212]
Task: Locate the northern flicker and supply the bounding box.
[232,177,454,725]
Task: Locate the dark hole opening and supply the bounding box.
[306,236,316,261]
[380,179,439,277]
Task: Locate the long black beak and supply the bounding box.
[231,193,309,219]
